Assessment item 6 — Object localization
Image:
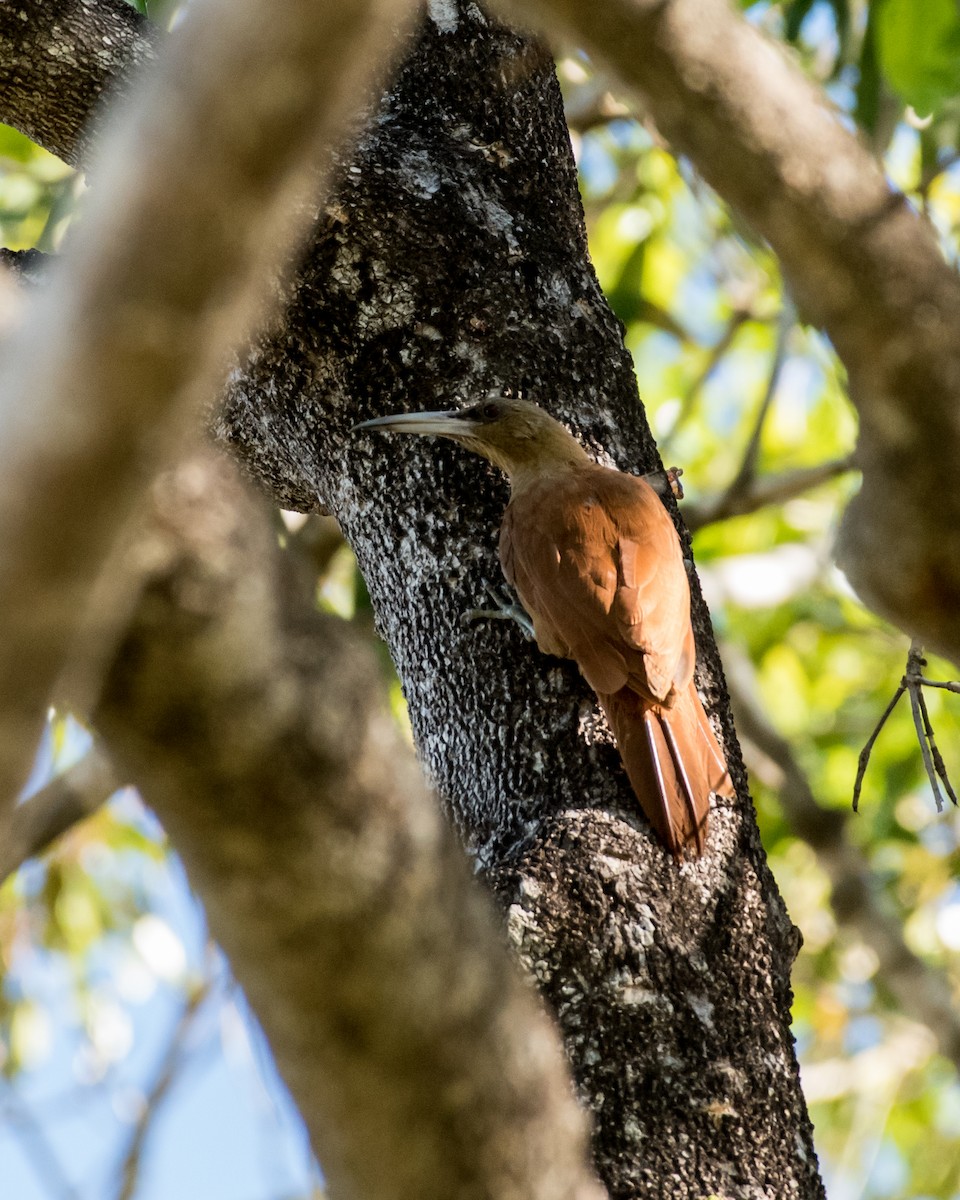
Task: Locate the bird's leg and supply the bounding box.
[461,585,535,641]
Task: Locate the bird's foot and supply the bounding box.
[461,585,535,641]
[641,465,684,500]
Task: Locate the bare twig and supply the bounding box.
[852,684,905,813]
[116,976,215,1200]
[726,305,794,496]
[919,679,960,695]
[0,744,120,884]
[678,302,795,524]
[685,454,855,532]
[852,640,959,812]
[0,1076,81,1200]
[660,306,752,450]
[724,644,960,1070]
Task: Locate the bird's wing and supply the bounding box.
[500,468,694,703]
[601,471,696,700]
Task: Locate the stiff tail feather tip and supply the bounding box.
[599,685,733,858]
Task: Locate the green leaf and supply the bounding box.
[876,0,960,114]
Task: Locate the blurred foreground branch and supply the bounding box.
[0,0,412,815]
[91,450,602,1200]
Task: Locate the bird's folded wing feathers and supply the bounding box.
[500,469,694,702]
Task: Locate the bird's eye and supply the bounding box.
[479,401,501,421]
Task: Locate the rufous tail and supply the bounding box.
[598,683,734,858]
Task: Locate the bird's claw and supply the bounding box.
[642,465,684,500]
[461,585,535,641]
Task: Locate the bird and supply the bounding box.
[354,396,734,858]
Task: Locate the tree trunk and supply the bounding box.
[218,6,823,1196]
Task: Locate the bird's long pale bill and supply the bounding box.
[352,410,476,437]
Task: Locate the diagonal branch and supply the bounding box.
[659,304,754,451]
[0,0,158,169]
[0,0,414,814]
[116,973,215,1200]
[0,744,120,884]
[685,454,856,532]
[92,450,604,1200]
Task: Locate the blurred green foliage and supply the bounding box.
[562,3,960,1194]
[876,0,960,116]
[0,125,76,251]
[3,1,960,1197]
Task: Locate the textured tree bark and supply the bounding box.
[0,0,157,168]
[216,7,823,1196]
[1,1,824,1195]
[7,0,959,667]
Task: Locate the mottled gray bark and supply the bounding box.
[216,8,822,1197]
[508,0,960,668]
[0,0,157,169]
[94,451,603,1200]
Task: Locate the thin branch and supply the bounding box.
[915,688,958,809]
[660,305,752,451]
[685,454,855,532]
[852,685,904,813]
[909,683,944,811]
[723,644,960,1071]
[918,679,960,695]
[116,976,215,1200]
[725,304,794,496]
[0,744,120,884]
[853,639,960,813]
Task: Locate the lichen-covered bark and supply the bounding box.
[0,0,157,168]
[4,0,959,666]
[218,7,823,1196]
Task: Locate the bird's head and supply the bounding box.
[353,396,589,483]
